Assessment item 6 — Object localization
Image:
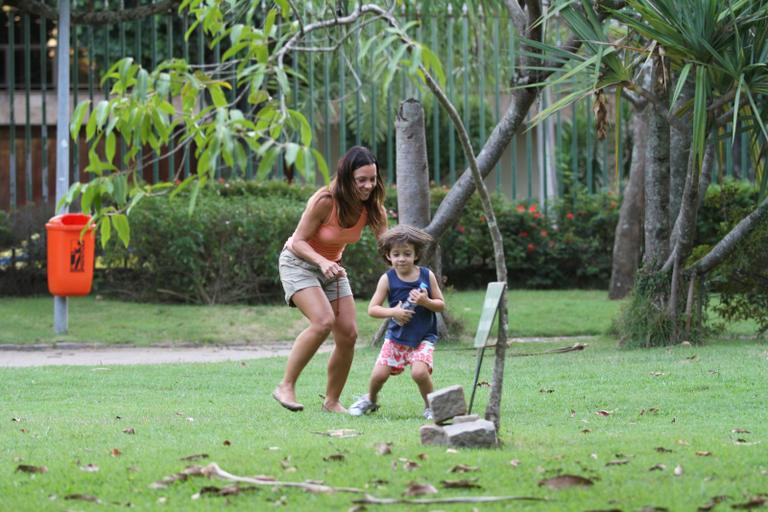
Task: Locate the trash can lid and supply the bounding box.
[46,213,94,231]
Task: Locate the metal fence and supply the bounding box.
[0,2,756,214]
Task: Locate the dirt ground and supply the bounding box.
[0,342,332,368]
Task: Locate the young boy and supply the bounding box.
[349,225,445,420]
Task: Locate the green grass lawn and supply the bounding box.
[2,337,766,510]
[1,289,759,345]
[0,289,626,346]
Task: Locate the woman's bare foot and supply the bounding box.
[272,385,303,412]
[321,401,347,413]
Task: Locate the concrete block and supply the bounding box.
[427,385,467,424]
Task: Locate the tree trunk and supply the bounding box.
[395,99,431,227]
[608,105,647,299]
[668,79,694,236]
[642,74,671,268]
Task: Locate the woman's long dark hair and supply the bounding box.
[330,146,386,231]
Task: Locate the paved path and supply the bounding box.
[0,336,594,368]
[0,343,332,368]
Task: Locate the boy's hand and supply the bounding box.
[391,302,415,326]
[409,288,429,306]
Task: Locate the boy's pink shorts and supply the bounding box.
[376,339,434,375]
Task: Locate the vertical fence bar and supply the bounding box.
[353,20,361,147]
[586,100,593,193]
[9,14,17,209]
[323,47,331,168]
[24,14,33,203]
[447,4,455,184]
[725,125,733,178]
[430,14,440,184]
[478,6,485,150]
[386,87,393,182]
[461,4,469,174]
[88,23,95,184]
[151,12,160,182]
[120,0,129,176]
[41,14,49,203]
[740,130,748,180]
[492,15,500,186]
[555,16,563,198]
[338,44,346,157]
[72,14,80,184]
[181,14,190,178]
[601,135,608,191]
[368,23,377,157]
[166,13,176,180]
[570,100,577,191]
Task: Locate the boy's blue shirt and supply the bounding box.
[385,266,438,348]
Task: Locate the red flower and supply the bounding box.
[174,179,181,185]
[516,204,526,213]
[519,231,529,238]
[533,212,542,219]
[218,177,225,184]
[528,204,538,213]
[527,243,536,253]
[566,212,575,220]
[456,224,465,234]
[540,230,548,238]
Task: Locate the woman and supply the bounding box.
[274,146,387,413]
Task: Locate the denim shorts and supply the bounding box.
[278,249,353,306]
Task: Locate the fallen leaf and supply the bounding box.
[539,388,554,393]
[676,439,690,446]
[20,428,28,433]
[732,495,767,509]
[122,427,136,435]
[538,474,594,490]
[595,410,612,416]
[111,448,122,457]
[186,417,194,422]
[445,448,458,454]
[655,447,673,453]
[267,446,280,451]
[440,478,482,489]
[674,464,684,476]
[695,451,712,457]
[79,464,100,473]
[12,417,21,422]
[115,415,122,420]
[180,453,209,461]
[314,429,362,438]
[348,505,367,512]
[685,355,698,360]
[403,482,438,496]
[650,371,666,377]
[581,428,592,434]
[509,459,521,467]
[476,380,490,388]
[16,464,47,474]
[369,478,388,487]
[732,428,751,434]
[590,453,598,460]
[708,369,720,376]
[240,361,247,367]
[697,495,728,511]
[640,408,660,416]
[416,453,428,461]
[375,443,392,456]
[606,459,630,466]
[450,464,479,473]
[640,507,669,512]
[149,465,205,489]
[64,494,100,503]
[280,457,296,473]
[403,460,420,471]
[223,440,231,446]
[649,464,666,471]
[323,453,345,462]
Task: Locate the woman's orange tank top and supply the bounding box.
[288,196,368,262]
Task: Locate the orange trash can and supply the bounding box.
[46,213,96,296]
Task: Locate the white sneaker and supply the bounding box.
[348,395,379,416]
[423,408,433,421]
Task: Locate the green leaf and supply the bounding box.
[256,148,279,180]
[187,175,206,217]
[670,63,692,113]
[284,143,300,167]
[111,214,130,248]
[264,8,277,38]
[100,214,112,248]
[209,84,228,108]
[70,100,91,140]
[311,148,330,183]
[106,133,116,164]
[126,190,145,216]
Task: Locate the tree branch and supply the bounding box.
[688,194,768,276]
[5,0,181,26]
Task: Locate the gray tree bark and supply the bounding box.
[395,99,431,227]
[608,105,648,299]
[642,62,671,268]
[668,79,694,233]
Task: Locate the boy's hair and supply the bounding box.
[377,224,434,264]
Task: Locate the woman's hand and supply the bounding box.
[320,260,347,280]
